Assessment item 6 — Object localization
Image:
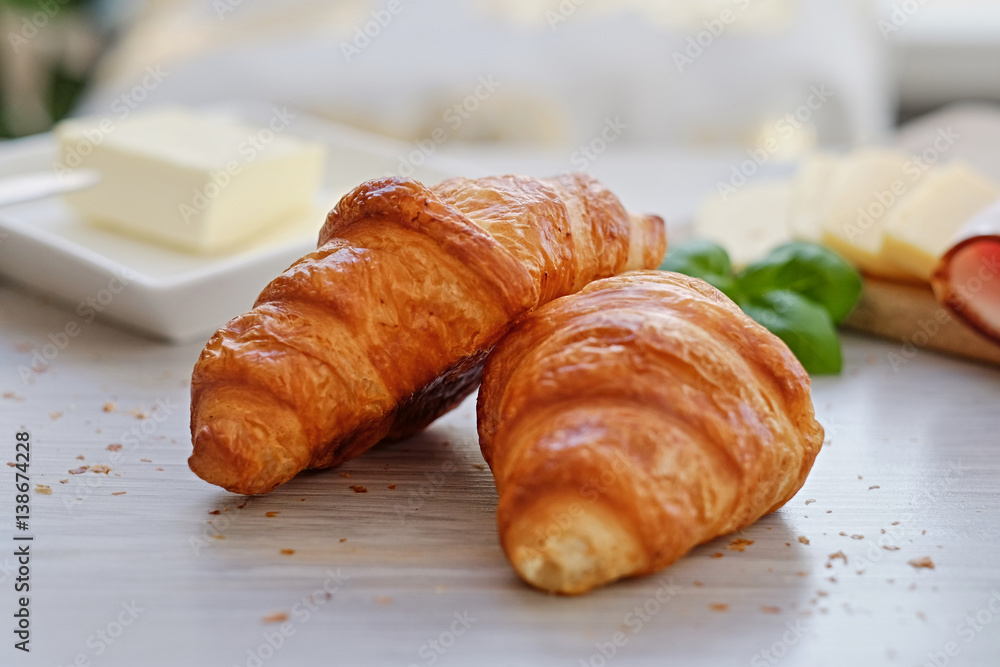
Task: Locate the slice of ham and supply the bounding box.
[931,200,1000,345]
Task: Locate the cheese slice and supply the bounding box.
[880,161,1000,281]
[818,148,922,281]
[787,152,841,243]
[56,108,326,254]
[694,180,795,269]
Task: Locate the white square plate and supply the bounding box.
[0,103,473,343]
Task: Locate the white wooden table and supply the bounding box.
[2,150,1000,667]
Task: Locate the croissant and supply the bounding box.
[477,271,824,594]
[189,174,665,494]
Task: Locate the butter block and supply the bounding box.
[880,161,1000,281]
[787,152,841,243]
[817,148,922,281]
[55,108,325,253]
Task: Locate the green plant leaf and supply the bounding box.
[659,239,744,303]
[737,242,862,323]
[741,290,843,374]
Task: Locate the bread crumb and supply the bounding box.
[35,484,52,495]
[5,462,15,467]
[265,511,280,518]
[90,464,112,474]
[59,479,68,484]
[50,411,62,420]
[828,551,848,565]
[349,485,368,493]
[472,463,486,470]
[804,499,816,505]
[140,458,152,463]
[340,472,351,478]
[76,454,85,460]
[387,484,396,490]
[868,485,880,490]
[212,535,226,540]
[761,605,781,614]
[69,466,89,475]
[156,467,164,471]
[208,510,221,515]
[262,612,288,624]
[796,571,808,577]
[891,521,900,525]
[883,546,900,552]
[693,581,704,587]
[798,536,810,545]
[340,538,347,543]
[727,538,754,552]
[112,491,126,496]
[106,444,122,452]
[709,603,729,612]
[280,549,295,556]
[908,557,935,570]
[711,552,724,559]
[103,402,116,412]
[851,534,864,540]
[375,596,392,605]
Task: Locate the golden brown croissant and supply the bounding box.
[189,174,665,494]
[477,271,824,594]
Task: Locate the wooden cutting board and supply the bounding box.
[842,275,1000,367]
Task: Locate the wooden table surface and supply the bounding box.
[2,151,1000,667]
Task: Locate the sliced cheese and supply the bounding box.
[880,161,1000,281]
[787,152,841,243]
[817,148,923,281]
[56,108,326,254]
[694,180,795,269]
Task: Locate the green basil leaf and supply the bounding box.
[737,242,862,324]
[659,239,744,303]
[741,290,843,375]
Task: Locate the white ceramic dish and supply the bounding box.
[0,103,472,343]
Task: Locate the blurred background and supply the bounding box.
[1,0,999,152]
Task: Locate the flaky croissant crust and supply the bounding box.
[478,271,824,594]
[189,174,665,494]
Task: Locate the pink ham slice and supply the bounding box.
[931,200,1000,345]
